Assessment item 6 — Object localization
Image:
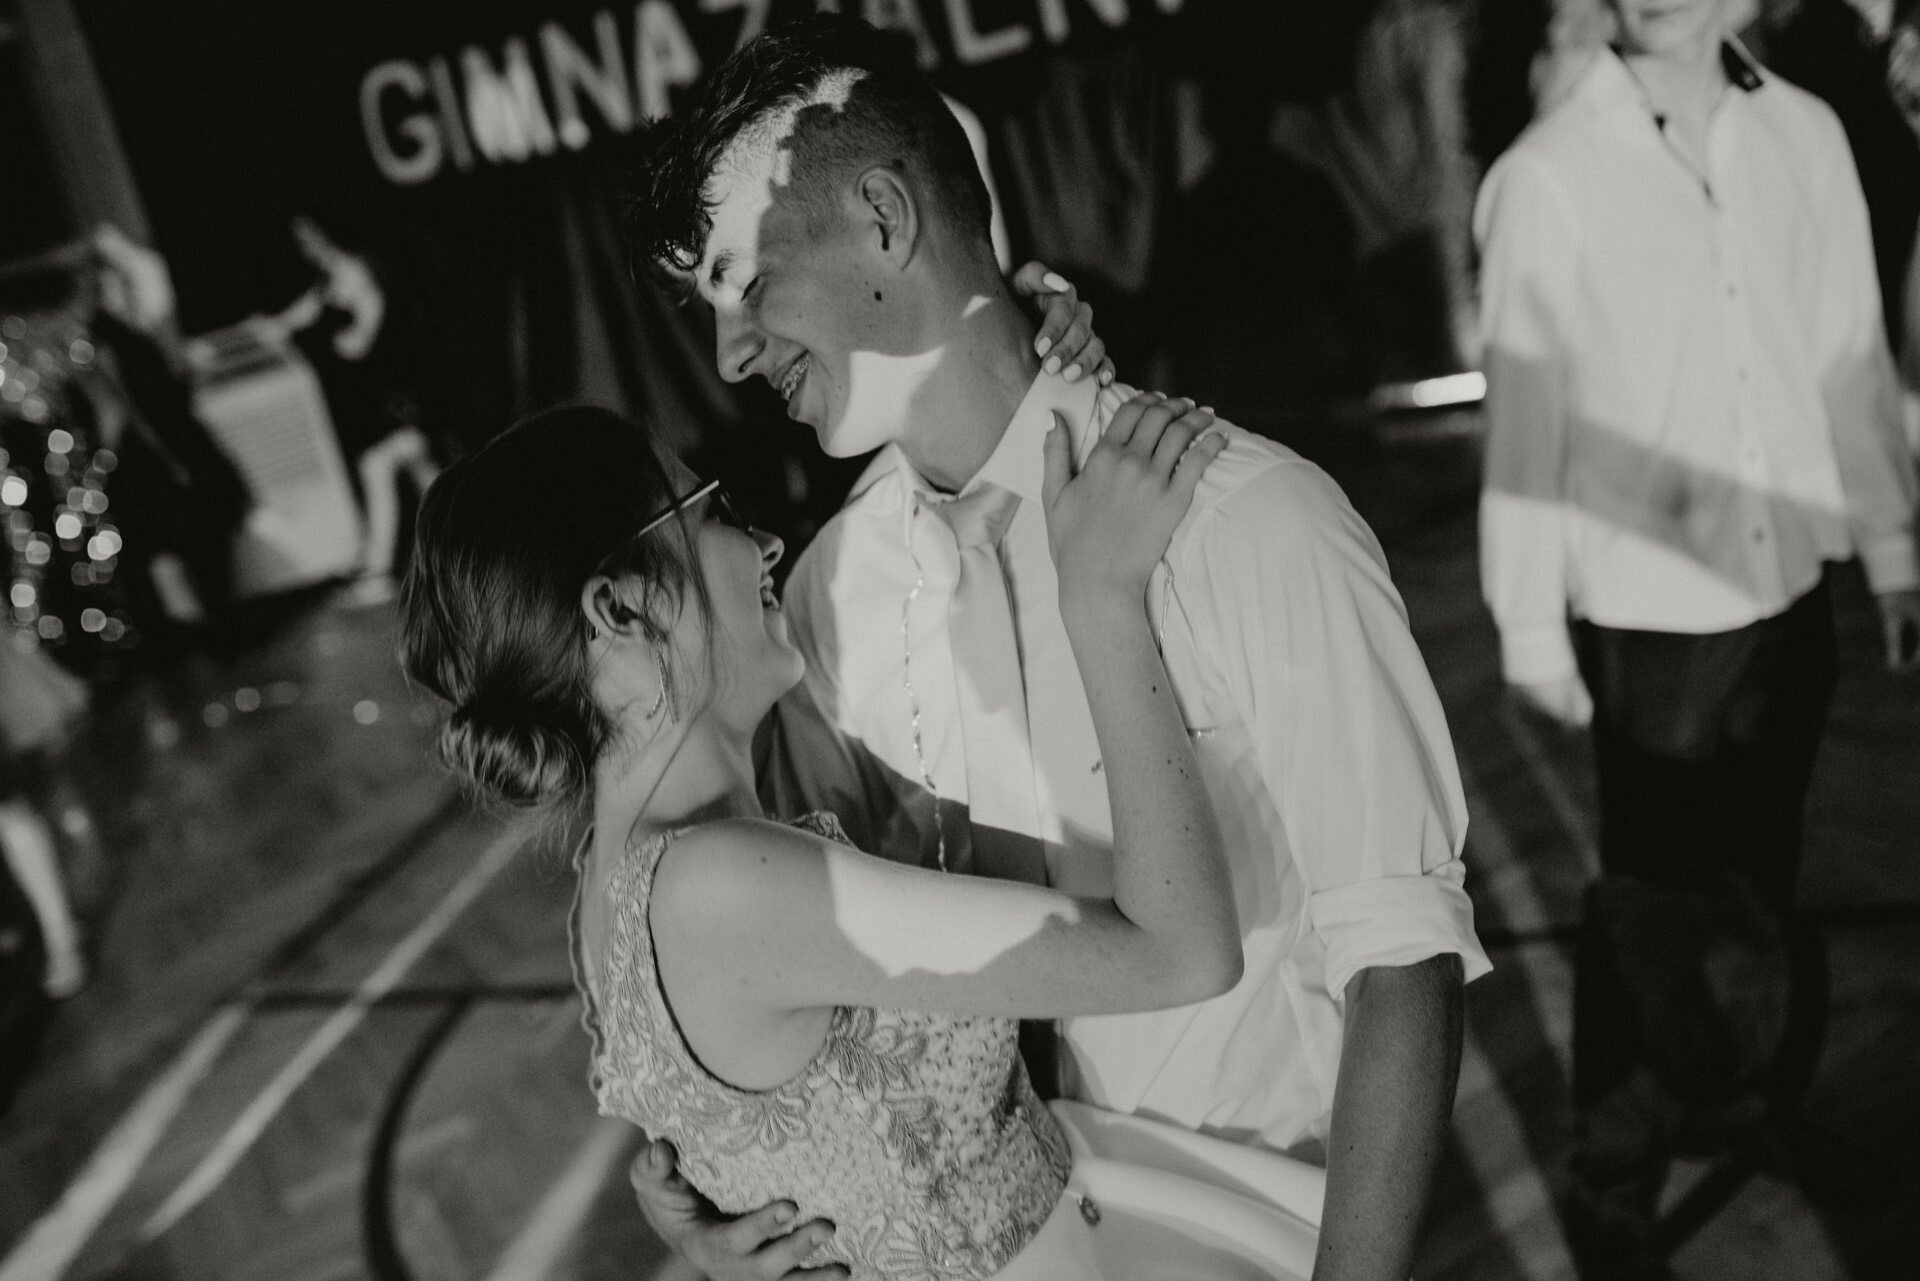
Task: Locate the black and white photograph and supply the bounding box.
[0,1,1916,1279]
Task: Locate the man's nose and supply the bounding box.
[755,526,785,570]
[714,307,762,385]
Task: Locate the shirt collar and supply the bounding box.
[1589,38,1767,114]
[1721,38,1764,92]
[862,370,1101,510]
[972,370,1103,505]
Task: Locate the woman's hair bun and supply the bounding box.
[398,405,697,815]
[440,687,592,809]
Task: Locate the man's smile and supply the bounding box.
[777,354,811,403]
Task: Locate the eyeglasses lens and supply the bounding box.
[712,490,753,534]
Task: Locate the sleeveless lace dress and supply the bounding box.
[572,812,1074,1281]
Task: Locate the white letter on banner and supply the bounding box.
[701,0,776,51]
[863,0,941,68]
[633,1,703,120]
[361,60,444,185]
[428,56,476,171]
[943,0,1030,65]
[462,38,559,164]
[543,14,634,149]
[1034,0,1128,42]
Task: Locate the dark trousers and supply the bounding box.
[1564,577,1836,1268]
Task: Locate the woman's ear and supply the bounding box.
[581,575,676,724]
[580,575,647,641]
[858,166,919,266]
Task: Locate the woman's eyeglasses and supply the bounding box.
[634,478,754,540]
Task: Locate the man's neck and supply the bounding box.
[896,285,1043,494]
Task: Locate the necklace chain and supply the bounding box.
[901,493,949,873]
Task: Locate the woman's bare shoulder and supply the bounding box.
[650,816,839,923]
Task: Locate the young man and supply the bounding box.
[1476,0,1920,1275]
[629,17,1489,1281]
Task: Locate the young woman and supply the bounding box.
[398,393,1307,1280]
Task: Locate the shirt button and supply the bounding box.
[1753,528,1767,543]
[1736,367,1749,382]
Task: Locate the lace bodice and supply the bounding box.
[575,812,1071,1281]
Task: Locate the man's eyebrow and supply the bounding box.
[707,249,737,292]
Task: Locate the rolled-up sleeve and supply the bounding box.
[1182,461,1492,1004]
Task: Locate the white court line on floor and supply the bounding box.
[1453,1038,1579,1281]
[0,823,522,1281]
[482,1117,636,1281]
[139,823,526,1242]
[0,1007,248,1281]
[1452,760,1580,1278]
[1459,758,1576,1076]
[1498,704,1602,880]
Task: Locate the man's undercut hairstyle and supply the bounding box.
[630,13,994,286]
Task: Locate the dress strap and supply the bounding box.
[569,820,694,1108]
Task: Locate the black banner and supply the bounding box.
[82,2,1175,330]
[77,0,1187,330]
[356,0,1184,187]
[73,0,1194,523]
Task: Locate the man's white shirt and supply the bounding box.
[1475,43,1920,685]
[770,372,1490,1155]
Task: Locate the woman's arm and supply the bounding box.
[651,397,1236,1022]
[655,819,1229,1020]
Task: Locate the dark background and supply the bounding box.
[42,0,1459,540]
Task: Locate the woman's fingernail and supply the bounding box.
[1099,369,1113,385]
[1200,405,1214,414]
[1064,364,1082,382]
[1035,335,1053,358]
[776,1205,796,1225]
[1044,356,1061,374]
[1043,271,1070,291]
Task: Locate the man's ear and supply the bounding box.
[857,166,919,267]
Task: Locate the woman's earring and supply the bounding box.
[646,651,674,723]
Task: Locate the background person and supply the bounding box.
[1474,0,1920,1274]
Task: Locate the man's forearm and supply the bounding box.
[1313,953,1465,1281]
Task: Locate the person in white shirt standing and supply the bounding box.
[621,14,1489,1281]
[1475,1,1920,1276]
